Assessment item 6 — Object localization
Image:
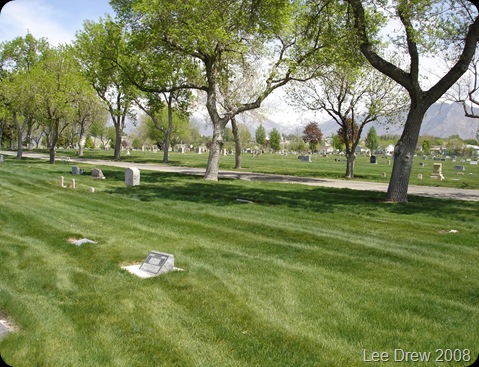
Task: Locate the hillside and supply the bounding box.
[191,102,479,140]
[366,102,479,139]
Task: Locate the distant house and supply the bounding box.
[385,144,395,156]
[466,144,479,156]
[318,145,334,155]
[355,145,370,155]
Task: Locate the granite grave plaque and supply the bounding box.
[298,155,312,162]
[139,251,174,275]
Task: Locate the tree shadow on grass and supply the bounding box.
[103,170,477,217]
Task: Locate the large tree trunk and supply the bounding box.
[49,121,59,164]
[231,116,242,169]
[204,124,225,181]
[16,128,23,160]
[162,97,174,164]
[13,111,24,160]
[49,146,56,164]
[78,123,86,157]
[114,124,122,161]
[162,130,171,163]
[345,152,355,179]
[386,105,427,202]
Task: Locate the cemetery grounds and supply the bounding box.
[0,152,478,366]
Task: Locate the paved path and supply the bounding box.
[2,151,479,201]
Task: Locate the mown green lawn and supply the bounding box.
[0,159,478,366]
[45,148,479,190]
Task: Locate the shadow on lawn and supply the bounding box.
[103,169,476,217]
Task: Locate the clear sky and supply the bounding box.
[0,0,114,45]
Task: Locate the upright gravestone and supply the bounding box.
[139,251,175,276]
[0,155,4,163]
[71,166,80,175]
[92,168,105,180]
[298,155,312,162]
[430,163,445,180]
[125,167,140,187]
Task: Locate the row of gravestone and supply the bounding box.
[70,166,140,187]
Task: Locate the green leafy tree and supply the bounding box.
[85,136,95,149]
[111,0,334,180]
[269,128,281,152]
[89,119,110,149]
[365,126,379,154]
[255,124,266,149]
[237,123,252,151]
[290,135,306,152]
[132,137,143,150]
[421,140,431,155]
[302,122,323,152]
[29,46,85,163]
[142,106,190,150]
[75,16,138,161]
[72,81,108,156]
[347,0,479,201]
[331,134,345,152]
[290,61,405,178]
[135,88,191,162]
[0,33,49,159]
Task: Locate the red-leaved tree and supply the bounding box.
[302,122,323,152]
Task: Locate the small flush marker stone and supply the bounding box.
[122,251,182,279]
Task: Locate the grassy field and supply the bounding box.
[0,158,478,366]
[43,148,479,190]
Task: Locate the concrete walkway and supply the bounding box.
[2,151,479,201]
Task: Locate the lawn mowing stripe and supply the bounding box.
[1,160,478,366]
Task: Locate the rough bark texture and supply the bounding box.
[345,153,355,179]
[114,127,122,161]
[231,116,242,169]
[14,112,24,160]
[347,0,479,202]
[204,124,225,180]
[386,105,427,202]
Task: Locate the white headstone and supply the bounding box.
[430,163,445,180]
[0,155,4,163]
[125,167,140,187]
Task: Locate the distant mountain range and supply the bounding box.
[192,102,479,140]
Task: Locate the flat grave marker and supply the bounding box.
[139,251,175,276]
